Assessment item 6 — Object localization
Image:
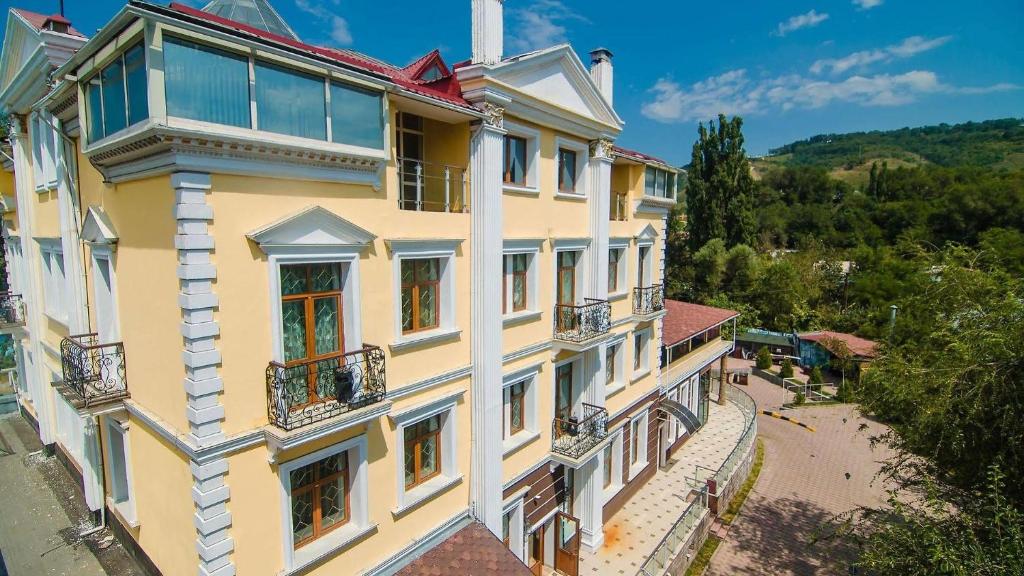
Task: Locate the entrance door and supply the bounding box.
[554,512,580,576]
[528,524,545,576]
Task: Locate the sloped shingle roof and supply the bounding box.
[799,331,878,359]
[663,300,739,347]
[396,522,533,576]
[12,8,85,37]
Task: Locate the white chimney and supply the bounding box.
[590,48,614,106]
[472,0,504,65]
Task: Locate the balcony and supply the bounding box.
[0,293,26,330]
[266,345,387,432]
[398,158,469,213]
[59,333,128,409]
[633,285,665,318]
[552,403,609,463]
[553,299,611,350]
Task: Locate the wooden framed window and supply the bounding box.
[603,443,614,489]
[608,249,620,293]
[404,414,442,489]
[555,363,573,422]
[557,148,577,192]
[504,253,528,313]
[401,258,440,333]
[280,263,345,406]
[505,381,526,437]
[556,251,577,306]
[630,419,641,465]
[605,345,616,385]
[504,135,527,185]
[290,451,350,548]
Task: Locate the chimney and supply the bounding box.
[472,0,503,65]
[590,48,614,106]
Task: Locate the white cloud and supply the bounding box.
[853,0,884,9]
[775,10,829,36]
[811,35,953,75]
[506,0,588,54]
[641,69,1017,123]
[295,0,353,46]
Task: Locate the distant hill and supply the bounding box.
[754,118,1024,176]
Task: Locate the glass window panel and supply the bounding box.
[281,265,308,295]
[401,287,413,331]
[330,82,384,149]
[313,297,340,355]
[281,300,307,362]
[504,136,527,184]
[256,61,326,140]
[85,78,104,143]
[310,263,341,292]
[404,446,415,486]
[401,260,414,285]
[559,149,577,191]
[101,58,127,136]
[320,475,347,529]
[419,435,438,478]
[645,167,656,196]
[513,253,528,273]
[418,284,437,329]
[510,395,523,430]
[124,43,149,126]
[291,490,314,545]
[655,170,667,197]
[290,463,314,489]
[512,274,526,310]
[416,259,439,281]
[164,37,250,128]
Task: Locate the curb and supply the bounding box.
[761,410,816,432]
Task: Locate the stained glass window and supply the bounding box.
[290,451,349,547]
[400,259,440,333]
[404,415,442,488]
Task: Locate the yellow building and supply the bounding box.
[0,1,731,575]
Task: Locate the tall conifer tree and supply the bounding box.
[686,114,756,251]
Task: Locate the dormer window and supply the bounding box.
[419,64,443,82]
[43,16,70,34]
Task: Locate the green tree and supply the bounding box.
[809,366,823,384]
[780,358,794,378]
[723,244,760,298]
[755,346,772,370]
[663,203,691,300]
[692,238,725,301]
[686,114,756,251]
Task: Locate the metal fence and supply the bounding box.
[638,488,710,576]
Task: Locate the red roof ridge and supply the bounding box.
[662,299,739,347]
[12,8,85,37]
[613,145,671,167]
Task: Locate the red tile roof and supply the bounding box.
[166,3,476,111]
[12,8,85,37]
[396,522,533,576]
[613,145,671,168]
[663,300,739,347]
[799,331,879,359]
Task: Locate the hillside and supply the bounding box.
[755,118,1024,173]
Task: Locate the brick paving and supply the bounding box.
[707,359,894,576]
[580,397,749,575]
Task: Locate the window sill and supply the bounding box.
[502,430,540,457]
[392,474,463,519]
[503,184,540,196]
[286,522,379,576]
[389,328,461,353]
[605,381,626,398]
[608,291,628,302]
[502,310,542,327]
[43,311,69,329]
[34,183,57,194]
[602,482,624,505]
[554,191,587,202]
[629,461,649,481]
[631,369,652,383]
[107,498,139,529]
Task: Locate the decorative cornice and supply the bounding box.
[589,138,614,160]
[481,102,505,129]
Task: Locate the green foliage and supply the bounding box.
[723,244,759,296]
[686,115,756,251]
[793,391,806,405]
[692,238,725,301]
[755,346,772,370]
[809,366,823,385]
[780,358,794,378]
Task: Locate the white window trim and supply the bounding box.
[553,136,589,199]
[551,238,591,306]
[266,249,363,363]
[502,363,542,456]
[551,355,584,422]
[31,113,59,192]
[636,240,654,289]
[602,429,625,504]
[387,240,461,351]
[628,411,650,480]
[38,239,69,326]
[90,245,122,342]
[390,390,463,516]
[502,240,542,323]
[279,435,373,572]
[502,496,527,561]
[503,121,542,194]
[632,327,653,381]
[104,416,138,527]
[608,237,629,299]
[605,334,627,397]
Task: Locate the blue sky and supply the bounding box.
[4,0,1022,164]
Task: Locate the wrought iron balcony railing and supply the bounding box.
[633,284,665,316]
[267,345,387,432]
[0,292,26,327]
[553,299,611,343]
[60,333,128,407]
[552,403,609,460]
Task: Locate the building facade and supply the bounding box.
[0,2,732,575]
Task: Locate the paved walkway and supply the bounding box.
[708,359,894,576]
[0,413,145,576]
[580,398,748,575]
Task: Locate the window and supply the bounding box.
[256,61,327,140]
[633,329,650,374]
[644,166,676,198]
[555,363,573,422]
[502,509,512,547]
[504,382,525,437]
[280,263,344,405]
[610,191,628,221]
[83,43,149,143]
[503,135,527,185]
[40,243,67,323]
[503,253,528,314]
[556,251,577,306]
[31,114,57,188]
[163,36,250,128]
[330,82,384,149]
[404,414,442,489]
[637,245,651,287]
[605,340,624,393]
[558,148,578,192]
[608,248,621,293]
[420,64,444,82]
[105,418,135,525]
[603,443,614,489]
[629,413,649,475]
[290,451,349,547]
[401,258,440,333]
[605,345,616,386]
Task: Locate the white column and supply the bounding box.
[579,450,605,551]
[52,116,88,335]
[471,0,504,65]
[10,122,56,445]
[469,104,506,537]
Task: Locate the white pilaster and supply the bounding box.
[579,450,605,551]
[589,49,614,107]
[469,104,506,537]
[471,0,504,65]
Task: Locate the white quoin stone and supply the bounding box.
[472,0,503,65]
[589,48,614,106]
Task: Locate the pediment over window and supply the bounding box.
[636,224,659,242]
[247,205,376,251]
[81,206,119,245]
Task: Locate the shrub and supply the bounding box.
[836,382,854,403]
[756,346,772,369]
[809,366,824,384]
[780,358,794,378]
[794,391,806,405]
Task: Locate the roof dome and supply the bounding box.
[201,0,299,40]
